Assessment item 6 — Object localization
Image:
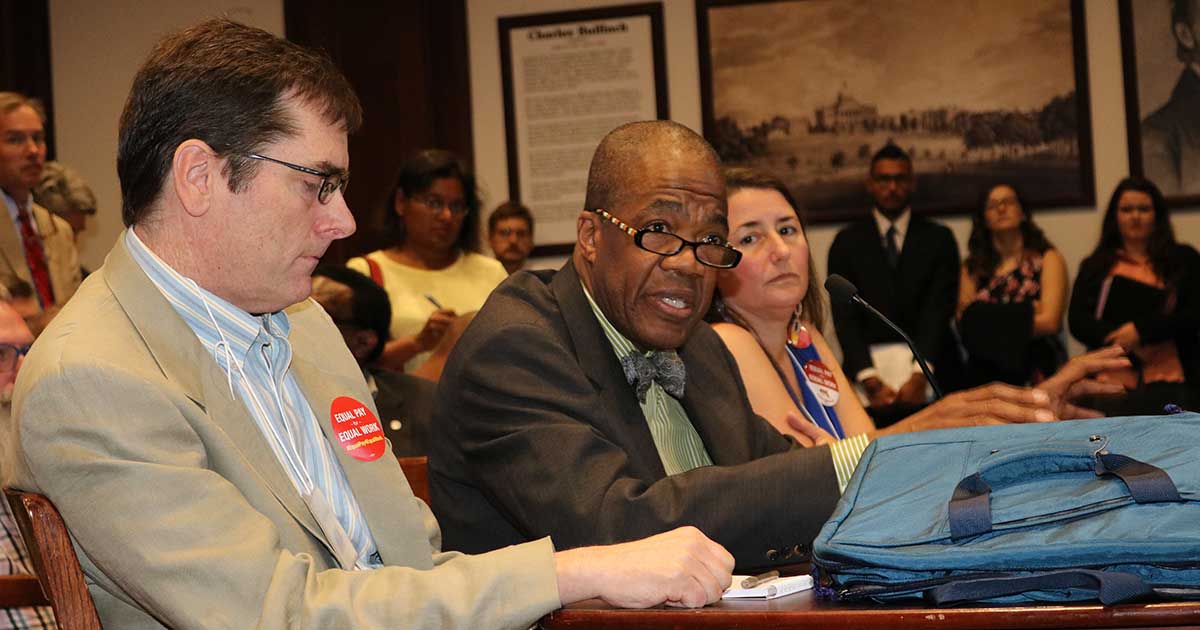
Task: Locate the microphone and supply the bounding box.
[824,274,943,400]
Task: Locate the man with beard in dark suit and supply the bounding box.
[827,144,962,426]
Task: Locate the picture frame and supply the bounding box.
[499,3,669,256]
[696,0,1094,223]
[1120,0,1200,206]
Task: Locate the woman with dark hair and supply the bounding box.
[710,166,876,443]
[348,149,506,372]
[957,184,1067,386]
[1068,177,1200,413]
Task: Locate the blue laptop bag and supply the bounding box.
[812,413,1200,606]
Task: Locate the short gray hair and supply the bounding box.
[34,162,98,217]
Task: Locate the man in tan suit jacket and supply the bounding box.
[0,92,82,319]
[1,19,733,629]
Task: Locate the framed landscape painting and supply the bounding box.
[697,0,1094,222]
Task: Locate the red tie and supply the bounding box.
[16,205,54,308]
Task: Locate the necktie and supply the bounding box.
[16,205,54,308]
[884,225,900,268]
[620,351,686,402]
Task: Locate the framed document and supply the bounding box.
[697,0,1094,223]
[499,3,668,255]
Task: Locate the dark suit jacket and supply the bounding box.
[827,214,962,385]
[429,262,839,570]
[371,368,437,458]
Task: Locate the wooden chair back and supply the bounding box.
[398,456,430,504]
[4,489,102,629]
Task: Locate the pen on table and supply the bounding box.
[424,294,443,309]
[740,570,780,589]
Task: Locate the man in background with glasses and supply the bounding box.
[487,200,537,275]
[0,285,56,630]
[0,93,82,328]
[4,20,736,629]
[827,144,963,426]
[0,291,33,404]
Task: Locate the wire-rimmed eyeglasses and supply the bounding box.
[0,343,31,372]
[411,194,470,216]
[591,208,741,269]
[247,153,349,204]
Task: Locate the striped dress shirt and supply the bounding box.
[125,230,381,569]
[582,285,714,474]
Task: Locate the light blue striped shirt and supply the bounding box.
[125,229,381,569]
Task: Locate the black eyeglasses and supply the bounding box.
[247,153,349,204]
[592,208,741,269]
[0,343,31,372]
[871,173,912,185]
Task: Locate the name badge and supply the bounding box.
[803,360,839,406]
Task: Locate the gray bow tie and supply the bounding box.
[620,351,686,402]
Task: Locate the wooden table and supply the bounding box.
[540,590,1200,629]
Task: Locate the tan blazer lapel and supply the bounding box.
[0,208,33,286]
[103,233,328,545]
[286,320,431,567]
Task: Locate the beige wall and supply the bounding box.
[469,0,1200,357]
[48,0,284,271]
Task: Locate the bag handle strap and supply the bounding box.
[365,256,384,287]
[949,450,1180,540]
[927,569,1152,606]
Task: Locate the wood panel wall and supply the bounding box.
[285,0,474,263]
[0,0,56,159]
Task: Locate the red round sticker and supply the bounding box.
[803,360,839,406]
[329,396,386,462]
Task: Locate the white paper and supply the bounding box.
[869,342,915,391]
[723,574,813,600]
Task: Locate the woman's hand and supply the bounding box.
[784,411,836,447]
[896,373,928,406]
[414,308,458,353]
[375,308,459,372]
[861,377,898,408]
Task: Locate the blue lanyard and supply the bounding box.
[786,345,846,440]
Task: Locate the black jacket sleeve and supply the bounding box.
[1068,256,1118,349]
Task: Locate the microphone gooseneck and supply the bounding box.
[823,274,944,400]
